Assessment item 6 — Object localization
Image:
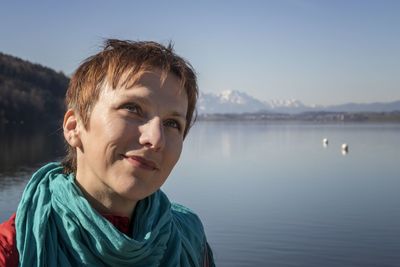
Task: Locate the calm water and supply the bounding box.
[1,122,399,266]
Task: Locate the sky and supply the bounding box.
[0,0,399,106]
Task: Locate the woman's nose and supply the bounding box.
[138,117,165,151]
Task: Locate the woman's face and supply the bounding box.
[74,70,188,208]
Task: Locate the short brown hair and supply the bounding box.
[62,39,198,174]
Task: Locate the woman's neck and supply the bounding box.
[74,178,137,221]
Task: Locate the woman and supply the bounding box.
[0,39,215,266]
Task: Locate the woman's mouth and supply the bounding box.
[122,155,159,171]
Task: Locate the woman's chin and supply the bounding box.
[113,181,154,202]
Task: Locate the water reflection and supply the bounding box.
[0,127,65,219]
[165,122,400,266]
[0,127,64,174]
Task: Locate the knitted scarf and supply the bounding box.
[16,162,207,266]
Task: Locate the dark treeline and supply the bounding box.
[0,52,69,128]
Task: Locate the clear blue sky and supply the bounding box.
[1,0,399,105]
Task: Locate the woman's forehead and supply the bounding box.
[106,67,183,91]
[99,71,188,110]
[102,69,185,96]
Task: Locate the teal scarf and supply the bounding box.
[16,162,211,266]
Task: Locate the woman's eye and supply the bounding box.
[164,119,181,130]
[123,103,141,114]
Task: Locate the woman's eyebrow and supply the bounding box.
[120,93,150,105]
[169,111,186,120]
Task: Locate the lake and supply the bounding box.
[1,122,399,266]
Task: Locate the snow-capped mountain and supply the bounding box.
[198,90,400,114]
[264,99,312,114]
[198,90,267,114]
[266,99,306,109]
[198,90,309,114]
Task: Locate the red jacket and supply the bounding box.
[0,213,130,267]
[0,214,17,267]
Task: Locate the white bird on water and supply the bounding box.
[322,138,328,147]
[341,143,349,155]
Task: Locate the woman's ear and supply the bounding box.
[63,109,82,148]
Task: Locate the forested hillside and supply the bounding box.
[0,52,69,127]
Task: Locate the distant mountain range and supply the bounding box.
[1,50,399,127]
[198,90,400,114]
